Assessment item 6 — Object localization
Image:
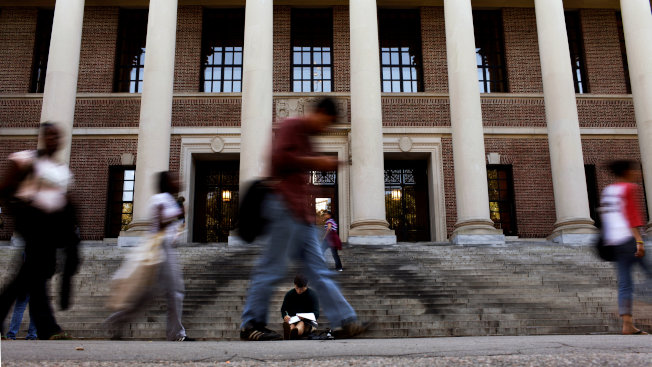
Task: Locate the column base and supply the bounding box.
[348,220,396,245]
[117,220,150,247]
[547,218,598,245]
[450,219,505,245]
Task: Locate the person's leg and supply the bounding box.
[27,273,61,340]
[300,226,356,329]
[0,265,29,336]
[240,195,299,329]
[159,242,186,341]
[26,299,37,340]
[6,293,29,339]
[330,247,343,270]
[615,240,640,334]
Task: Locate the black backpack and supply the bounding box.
[237,179,271,243]
[593,211,616,262]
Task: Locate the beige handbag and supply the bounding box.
[107,232,166,311]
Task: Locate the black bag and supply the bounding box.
[593,212,616,262]
[595,234,616,262]
[237,179,271,243]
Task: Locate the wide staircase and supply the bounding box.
[1,241,651,340]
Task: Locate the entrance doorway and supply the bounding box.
[309,170,338,227]
[384,160,430,242]
[193,161,239,242]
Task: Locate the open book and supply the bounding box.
[288,312,318,327]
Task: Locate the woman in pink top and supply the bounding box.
[600,160,652,334]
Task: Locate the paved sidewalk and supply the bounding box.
[1,335,652,366]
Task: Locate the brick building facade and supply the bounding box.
[0,0,648,245]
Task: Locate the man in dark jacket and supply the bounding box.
[281,275,319,340]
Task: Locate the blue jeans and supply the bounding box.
[241,194,356,329]
[614,238,652,315]
[6,294,37,340]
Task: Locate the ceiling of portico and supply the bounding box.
[0,1,636,10]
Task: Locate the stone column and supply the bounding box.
[534,0,595,244]
[444,0,504,245]
[620,0,652,235]
[119,0,179,246]
[238,0,273,190]
[39,0,85,163]
[348,0,395,245]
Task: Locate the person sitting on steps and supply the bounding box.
[281,274,319,340]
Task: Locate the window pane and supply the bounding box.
[313,80,322,92]
[204,68,212,81]
[382,67,391,80]
[293,52,302,64]
[303,81,311,91]
[233,81,241,92]
[323,52,331,64]
[124,170,135,180]
[204,81,212,92]
[224,81,232,92]
[391,52,399,64]
[225,52,234,65]
[224,67,233,80]
[123,191,134,202]
[234,52,242,65]
[391,67,400,80]
[383,81,391,92]
[314,67,322,79]
[293,67,302,80]
[123,181,134,192]
[403,81,412,92]
[302,52,310,64]
[323,81,331,92]
[402,67,411,80]
[234,67,242,80]
[214,51,223,65]
[314,52,322,64]
[392,81,400,91]
[401,51,410,65]
[323,67,331,79]
[382,52,390,64]
[293,81,302,92]
[303,67,311,80]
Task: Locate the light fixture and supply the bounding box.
[391,189,402,201]
[222,190,232,202]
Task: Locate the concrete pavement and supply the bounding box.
[1,335,651,366]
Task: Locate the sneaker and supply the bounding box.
[332,321,371,339]
[48,331,72,340]
[240,322,283,341]
[25,336,37,340]
[176,336,196,341]
[337,268,343,272]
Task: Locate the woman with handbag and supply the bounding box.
[106,171,193,341]
[322,211,343,271]
[0,122,75,340]
[600,160,652,335]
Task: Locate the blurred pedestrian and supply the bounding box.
[281,274,319,340]
[0,122,75,340]
[322,211,343,271]
[239,97,369,341]
[106,171,194,341]
[600,160,652,335]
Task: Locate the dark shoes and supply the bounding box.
[176,336,196,341]
[332,321,371,339]
[240,322,283,341]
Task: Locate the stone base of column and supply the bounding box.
[547,218,597,245]
[117,220,150,247]
[348,220,396,245]
[450,219,505,245]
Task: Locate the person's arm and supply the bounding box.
[625,184,646,257]
[0,160,23,201]
[281,291,291,322]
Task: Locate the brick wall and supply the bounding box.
[174,6,202,93]
[0,8,37,94]
[503,8,542,93]
[580,9,628,95]
[78,7,119,93]
[273,6,291,93]
[68,138,138,240]
[420,7,448,93]
[333,6,350,93]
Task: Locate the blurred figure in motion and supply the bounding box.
[106,171,193,341]
[239,97,369,341]
[322,211,343,271]
[0,122,76,340]
[5,293,37,340]
[601,160,652,335]
[281,274,319,340]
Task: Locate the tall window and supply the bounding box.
[201,9,245,93]
[105,167,135,238]
[487,165,517,236]
[565,11,589,94]
[616,12,632,94]
[30,10,54,93]
[378,9,423,93]
[114,10,148,93]
[585,165,599,223]
[473,10,508,93]
[291,9,333,92]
